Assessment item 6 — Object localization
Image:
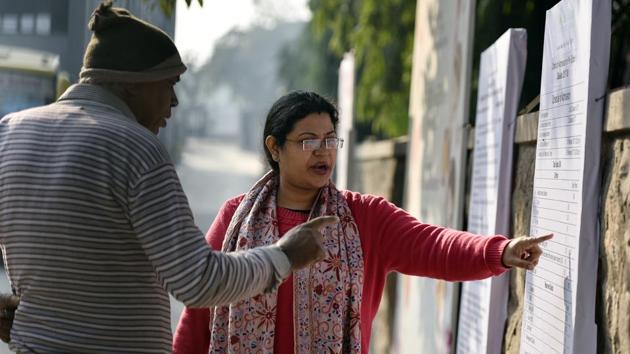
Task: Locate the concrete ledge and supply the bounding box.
[468,112,539,146]
[515,112,539,143]
[605,86,630,133]
[356,136,408,160]
[467,125,475,150]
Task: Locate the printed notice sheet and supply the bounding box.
[520,1,610,353]
[456,28,527,354]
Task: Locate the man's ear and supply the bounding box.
[265,135,280,161]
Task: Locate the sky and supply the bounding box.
[174,0,311,66]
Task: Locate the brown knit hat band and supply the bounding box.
[79,53,186,84]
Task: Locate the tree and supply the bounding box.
[145,0,203,18]
[277,26,341,101]
[160,0,630,138]
[313,0,416,137]
[278,0,416,138]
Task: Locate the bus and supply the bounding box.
[0,45,68,117]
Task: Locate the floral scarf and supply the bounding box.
[209,171,364,353]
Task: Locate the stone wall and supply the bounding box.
[354,87,630,353]
[598,136,630,354]
[597,87,630,354]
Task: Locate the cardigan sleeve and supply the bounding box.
[172,195,244,354]
[173,307,212,354]
[348,192,510,281]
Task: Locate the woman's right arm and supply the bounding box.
[353,193,509,281]
[172,196,244,354]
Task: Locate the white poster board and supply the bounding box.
[396,0,476,353]
[520,1,610,353]
[457,28,527,354]
[336,52,355,190]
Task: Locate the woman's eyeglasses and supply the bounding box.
[285,137,344,151]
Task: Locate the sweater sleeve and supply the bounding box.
[205,195,244,249]
[351,193,510,281]
[126,165,290,307]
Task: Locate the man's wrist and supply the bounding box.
[268,245,292,278]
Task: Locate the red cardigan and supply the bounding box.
[173,191,510,354]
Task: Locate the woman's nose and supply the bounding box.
[313,145,330,155]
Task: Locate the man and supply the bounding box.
[0,2,333,352]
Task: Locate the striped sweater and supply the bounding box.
[0,84,290,353]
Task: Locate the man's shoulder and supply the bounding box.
[4,101,170,167]
[92,111,163,151]
[1,103,57,122]
[62,100,167,158]
[91,116,169,167]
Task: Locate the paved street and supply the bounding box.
[0,137,264,352]
[168,137,264,333]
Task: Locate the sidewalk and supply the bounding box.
[168,137,265,333]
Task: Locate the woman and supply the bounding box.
[173,91,551,354]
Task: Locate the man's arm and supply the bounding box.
[126,163,331,307]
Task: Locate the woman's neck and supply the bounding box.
[277,179,319,211]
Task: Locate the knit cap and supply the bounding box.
[79,1,186,84]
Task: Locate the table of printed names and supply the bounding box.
[457,68,502,352]
[521,79,586,353]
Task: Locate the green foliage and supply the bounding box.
[281,0,416,138]
[278,25,341,100]
[146,0,203,18]
[328,0,415,137]
[162,0,630,139]
[351,0,415,137]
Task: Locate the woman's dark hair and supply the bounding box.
[263,91,339,171]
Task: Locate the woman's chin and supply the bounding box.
[301,176,329,190]
[313,176,331,188]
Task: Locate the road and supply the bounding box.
[167,137,264,334]
[0,137,264,352]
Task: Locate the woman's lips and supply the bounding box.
[310,163,330,176]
